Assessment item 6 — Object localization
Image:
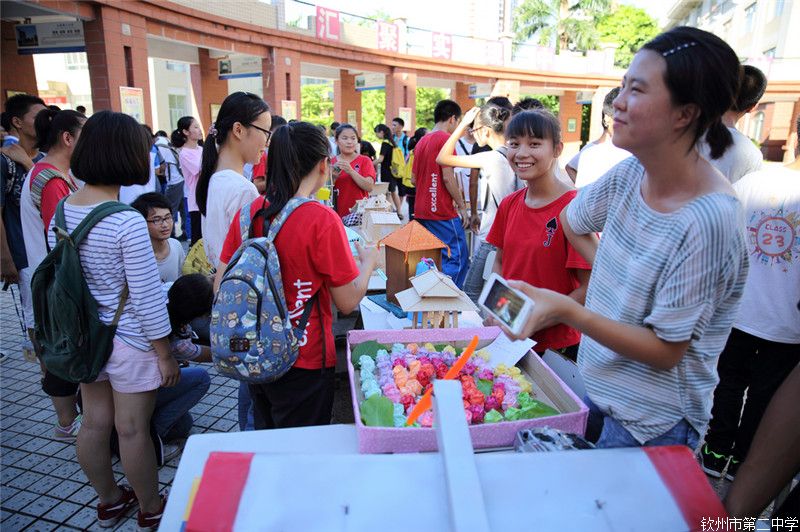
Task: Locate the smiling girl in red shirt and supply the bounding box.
[216,121,379,428]
[331,124,375,217]
[486,110,593,359]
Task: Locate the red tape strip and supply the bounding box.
[186,452,255,532]
[644,446,727,531]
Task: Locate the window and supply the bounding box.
[166,61,188,73]
[774,0,785,19]
[168,94,187,131]
[751,111,765,141]
[744,3,757,32]
[64,52,88,70]
[764,47,776,59]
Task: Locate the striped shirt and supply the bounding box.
[48,202,172,351]
[567,158,748,443]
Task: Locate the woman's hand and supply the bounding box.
[460,107,480,129]
[158,355,181,387]
[354,242,379,273]
[503,280,575,340]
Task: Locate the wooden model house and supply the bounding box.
[361,211,402,270]
[395,269,478,328]
[379,221,448,304]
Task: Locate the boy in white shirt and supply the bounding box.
[132,192,185,283]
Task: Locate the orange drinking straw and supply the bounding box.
[405,335,480,426]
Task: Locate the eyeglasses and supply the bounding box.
[468,125,488,135]
[249,123,272,144]
[146,215,174,226]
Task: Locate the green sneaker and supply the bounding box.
[699,444,729,478]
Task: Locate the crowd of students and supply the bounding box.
[0,24,798,526]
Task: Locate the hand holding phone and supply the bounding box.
[477,273,535,337]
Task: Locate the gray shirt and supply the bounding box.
[567,158,748,443]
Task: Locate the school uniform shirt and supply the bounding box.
[566,157,748,444]
[179,146,203,212]
[332,155,375,217]
[201,169,259,268]
[156,238,186,284]
[575,142,631,189]
[412,130,458,221]
[471,147,520,241]
[220,197,359,370]
[119,146,161,204]
[48,202,171,351]
[732,167,800,344]
[486,189,591,351]
[21,162,78,274]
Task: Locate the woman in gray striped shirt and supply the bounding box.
[506,27,748,450]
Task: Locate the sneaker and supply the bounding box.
[699,444,729,478]
[97,484,138,528]
[163,442,181,464]
[724,457,740,481]
[53,414,82,442]
[137,493,167,531]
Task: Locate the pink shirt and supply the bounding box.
[180,145,203,212]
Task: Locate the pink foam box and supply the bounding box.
[347,327,588,454]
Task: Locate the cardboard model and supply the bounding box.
[379,221,448,304]
[395,269,478,328]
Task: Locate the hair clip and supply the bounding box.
[662,41,698,57]
[208,123,218,138]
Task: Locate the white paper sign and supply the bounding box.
[482,333,535,369]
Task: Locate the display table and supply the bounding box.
[359,298,484,331]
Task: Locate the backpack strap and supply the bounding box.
[265,197,315,243]
[53,199,135,326]
[239,199,255,239]
[31,167,77,212]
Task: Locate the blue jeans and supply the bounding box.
[417,217,470,288]
[238,381,254,431]
[585,396,700,450]
[463,241,496,304]
[153,367,211,441]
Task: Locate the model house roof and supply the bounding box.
[395,269,478,313]
[379,220,449,256]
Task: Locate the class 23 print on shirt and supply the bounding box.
[746,205,800,272]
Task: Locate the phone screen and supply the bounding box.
[485,280,526,329]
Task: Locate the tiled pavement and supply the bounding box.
[1,284,356,531]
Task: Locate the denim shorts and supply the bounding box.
[585,396,700,451]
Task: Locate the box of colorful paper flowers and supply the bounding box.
[348,327,588,453]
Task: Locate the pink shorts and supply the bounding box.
[95,338,162,393]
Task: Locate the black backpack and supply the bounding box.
[31,199,134,383]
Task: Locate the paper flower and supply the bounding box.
[392,403,406,427]
[484,409,504,423]
[419,411,434,427]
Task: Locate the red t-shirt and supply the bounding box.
[332,154,375,217]
[219,197,359,369]
[30,162,76,230]
[411,130,457,220]
[486,189,591,351]
[252,151,267,179]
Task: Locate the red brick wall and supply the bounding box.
[559,91,582,144]
[385,70,416,132]
[334,70,361,130]
[263,48,301,117]
[198,48,228,130]
[453,82,473,115]
[1,21,39,109]
[84,4,152,125]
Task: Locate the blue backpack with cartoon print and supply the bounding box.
[210,197,319,383]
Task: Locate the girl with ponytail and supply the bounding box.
[196,92,271,267]
[173,116,204,244]
[505,27,748,450]
[435,102,519,303]
[215,122,378,429]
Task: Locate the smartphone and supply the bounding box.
[478,273,535,336]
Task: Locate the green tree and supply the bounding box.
[514,0,611,53]
[597,5,660,68]
[415,87,449,131]
[360,89,386,142]
[300,83,334,127]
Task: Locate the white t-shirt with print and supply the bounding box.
[698,127,763,184]
[732,166,800,343]
[156,238,186,284]
[201,169,259,268]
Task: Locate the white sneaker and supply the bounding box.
[53,414,82,442]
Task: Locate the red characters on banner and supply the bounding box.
[316,6,340,41]
[377,21,399,52]
[431,32,452,60]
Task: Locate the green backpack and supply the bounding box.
[31,199,134,383]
